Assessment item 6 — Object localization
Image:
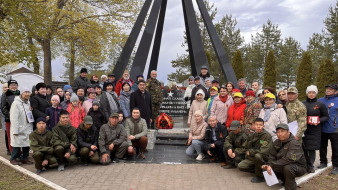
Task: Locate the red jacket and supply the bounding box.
[66,104,85,128]
[225,99,247,128]
[114,78,134,96]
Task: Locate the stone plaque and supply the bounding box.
[160,89,188,117]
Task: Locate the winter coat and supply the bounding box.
[29,129,54,159]
[199,72,214,87]
[98,123,127,155]
[30,93,51,120]
[188,100,208,125]
[302,98,329,150]
[268,133,306,169]
[10,96,33,147]
[45,106,61,131]
[73,76,90,92]
[124,117,148,146]
[1,90,20,122]
[146,78,163,104]
[82,98,96,114]
[184,84,195,109]
[114,78,134,96]
[259,104,288,141]
[100,91,120,121]
[189,119,208,140]
[190,84,209,104]
[51,122,77,153]
[66,104,85,128]
[60,100,70,110]
[225,99,247,128]
[224,130,248,155]
[87,107,106,131]
[286,99,307,140]
[119,90,132,118]
[130,89,152,124]
[77,122,98,150]
[244,101,263,127]
[318,95,338,133]
[131,82,139,92]
[210,95,234,124]
[203,123,228,150]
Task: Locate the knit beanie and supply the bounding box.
[51,95,60,102]
[246,90,256,97]
[63,85,72,92]
[70,94,79,102]
[306,85,318,95]
[194,110,203,117]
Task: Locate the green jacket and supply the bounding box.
[224,130,247,155]
[29,129,54,159]
[125,118,148,146]
[146,78,163,104]
[286,99,307,140]
[51,122,78,153]
[268,133,306,168]
[98,123,127,155]
[244,129,272,160]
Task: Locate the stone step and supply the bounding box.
[155,139,187,146]
[156,133,188,140]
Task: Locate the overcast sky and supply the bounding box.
[51,0,335,83]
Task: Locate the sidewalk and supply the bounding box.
[0,129,331,190]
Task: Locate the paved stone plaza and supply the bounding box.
[0,129,330,190]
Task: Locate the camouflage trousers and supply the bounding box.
[237,153,267,178]
[151,103,161,128]
[32,151,57,170]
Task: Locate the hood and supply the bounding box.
[195,89,205,99]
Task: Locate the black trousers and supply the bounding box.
[204,141,225,162]
[304,149,316,169]
[273,164,307,190]
[320,132,338,167]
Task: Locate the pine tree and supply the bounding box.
[316,59,336,98]
[263,50,276,90]
[231,50,244,79]
[296,52,313,101]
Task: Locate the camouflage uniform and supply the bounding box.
[238,129,272,178]
[286,99,307,143]
[146,78,163,128]
[223,129,248,166]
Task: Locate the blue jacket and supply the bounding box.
[119,90,132,118]
[318,95,338,133]
[45,106,61,131]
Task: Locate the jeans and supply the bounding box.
[10,147,30,161]
[186,140,205,156]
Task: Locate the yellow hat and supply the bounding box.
[264,93,276,99]
[210,86,218,92]
[233,92,244,98]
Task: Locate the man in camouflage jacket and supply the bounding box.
[146,70,163,129]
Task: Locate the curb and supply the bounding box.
[278,162,332,190]
[0,156,67,190]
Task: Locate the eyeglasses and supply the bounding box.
[278,94,286,96]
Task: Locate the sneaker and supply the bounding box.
[318,163,327,169]
[21,159,33,165]
[10,159,20,165]
[196,153,205,161]
[58,164,65,171]
[307,168,315,173]
[223,164,236,169]
[250,176,265,183]
[36,169,42,175]
[331,167,338,175]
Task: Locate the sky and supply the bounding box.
[49,0,335,83]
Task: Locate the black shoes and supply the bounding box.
[331,167,338,175]
[307,168,315,173]
[251,176,265,183]
[317,163,327,169]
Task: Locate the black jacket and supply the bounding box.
[73,76,90,92]
[77,123,98,151]
[87,107,106,131]
[130,89,152,123]
[190,84,209,104]
[203,123,228,150]
[302,98,329,150]
[30,93,51,120]
[1,90,20,122]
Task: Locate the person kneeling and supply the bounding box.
[77,116,99,165]
[262,124,307,190]
[223,120,248,169]
[203,115,228,166]
[52,110,78,171]
[99,113,128,165]
[186,110,208,160]
[238,118,272,183]
[125,108,148,159]
[29,117,57,174]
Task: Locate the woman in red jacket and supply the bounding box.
[225,92,247,129]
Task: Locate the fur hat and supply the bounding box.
[35,82,46,91]
[195,89,205,99]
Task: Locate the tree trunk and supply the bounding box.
[40,39,52,85]
[69,40,75,84]
[27,37,40,74]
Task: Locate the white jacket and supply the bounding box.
[259,105,288,141]
[184,84,195,109]
[10,96,33,147]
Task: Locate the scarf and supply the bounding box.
[263,103,276,122]
[246,99,257,107]
[131,117,141,135]
[208,95,217,113]
[219,94,228,103]
[106,91,119,114]
[10,89,20,95]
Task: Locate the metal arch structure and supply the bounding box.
[112,0,238,86]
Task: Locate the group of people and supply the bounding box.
[183,66,337,189]
[0,68,163,174]
[0,65,337,190]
